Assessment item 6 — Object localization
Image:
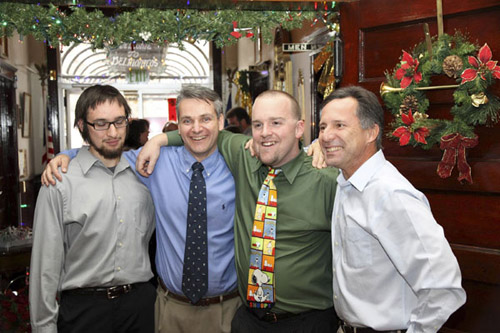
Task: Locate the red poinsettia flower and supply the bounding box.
[392,110,430,146]
[395,51,423,89]
[461,43,500,84]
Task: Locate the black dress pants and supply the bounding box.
[57,282,156,333]
[231,305,339,333]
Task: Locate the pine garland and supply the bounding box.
[383,32,500,150]
[0,3,336,49]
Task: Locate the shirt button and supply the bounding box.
[334,295,338,299]
[117,196,121,200]
[117,267,121,271]
[335,241,339,246]
[120,219,124,223]
[119,242,123,247]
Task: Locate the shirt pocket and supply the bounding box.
[344,225,372,268]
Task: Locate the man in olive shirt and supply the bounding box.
[138,90,338,332]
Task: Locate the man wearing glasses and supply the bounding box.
[29,85,156,332]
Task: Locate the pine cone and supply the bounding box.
[442,55,463,78]
[399,95,419,114]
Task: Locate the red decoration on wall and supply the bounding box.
[437,133,479,184]
[168,98,177,121]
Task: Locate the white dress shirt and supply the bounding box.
[332,150,466,332]
[29,148,155,332]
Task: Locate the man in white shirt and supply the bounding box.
[318,86,466,333]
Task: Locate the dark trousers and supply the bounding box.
[231,305,339,333]
[57,282,156,333]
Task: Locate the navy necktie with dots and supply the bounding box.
[182,161,208,304]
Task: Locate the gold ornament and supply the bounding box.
[323,62,336,98]
[413,112,429,120]
[317,57,332,95]
[442,55,463,78]
[471,92,489,107]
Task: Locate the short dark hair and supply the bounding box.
[74,85,131,142]
[226,107,250,124]
[176,85,223,118]
[224,125,242,134]
[162,121,178,133]
[320,86,384,149]
[125,118,149,149]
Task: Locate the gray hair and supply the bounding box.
[176,85,224,118]
[320,86,384,149]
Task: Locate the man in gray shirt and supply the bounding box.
[29,85,156,332]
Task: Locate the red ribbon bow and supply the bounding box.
[437,133,478,184]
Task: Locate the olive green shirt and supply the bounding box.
[167,130,338,313]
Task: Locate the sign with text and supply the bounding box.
[108,43,166,74]
[282,43,321,52]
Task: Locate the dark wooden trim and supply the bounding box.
[46,47,60,155]
[212,44,222,99]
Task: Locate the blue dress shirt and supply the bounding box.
[64,147,237,297]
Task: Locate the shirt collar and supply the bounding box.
[339,150,386,192]
[77,146,130,175]
[181,146,222,177]
[252,149,307,185]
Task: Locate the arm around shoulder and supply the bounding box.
[135,132,170,177]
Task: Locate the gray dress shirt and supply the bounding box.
[29,147,155,332]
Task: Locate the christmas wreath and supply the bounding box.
[382,32,500,184]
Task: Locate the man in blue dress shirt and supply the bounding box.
[42,86,240,332]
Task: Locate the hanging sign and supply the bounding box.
[126,69,149,84]
[108,43,166,74]
[282,43,321,52]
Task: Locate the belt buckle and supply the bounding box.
[195,297,210,306]
[107,284,131,299]
[263,312,278,322]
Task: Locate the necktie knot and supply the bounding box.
[268,168,281,178]
[192,161,204,173]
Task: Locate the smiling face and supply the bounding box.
[178,98,224,162]
[319,97,378,179]
[79,100,127,166]
[251,93,304,168]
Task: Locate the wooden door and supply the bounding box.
[339,0,500,331]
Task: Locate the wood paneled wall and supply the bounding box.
[339,0,500,331]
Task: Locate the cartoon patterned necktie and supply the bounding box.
[182,161,208,304]
[247,167,281,309]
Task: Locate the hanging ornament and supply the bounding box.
[230,21,242,39]
[317,57,332,96]
[323,61,336,98]
[313,41,333,73]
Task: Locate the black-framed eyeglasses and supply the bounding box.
[86,117,128,131]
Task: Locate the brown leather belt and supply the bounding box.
[158,277,239,306]
[340,321,406,333]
